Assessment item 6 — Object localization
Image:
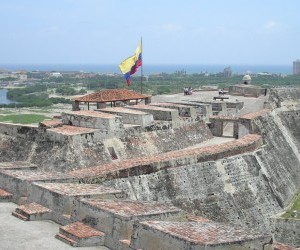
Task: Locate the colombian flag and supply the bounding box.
[119,41,142,85]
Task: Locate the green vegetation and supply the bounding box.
[55,85,87,95]
[3,84,72,108]
[0,114,48,124]
[1,71,300,109]
[282,191,300,219]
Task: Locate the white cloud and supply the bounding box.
[161,23,183,32]
[262,20,286,33]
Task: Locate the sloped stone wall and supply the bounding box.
[105,109,300,233]
[0,120,213,172]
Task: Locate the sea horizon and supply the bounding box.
[0,63,293,75]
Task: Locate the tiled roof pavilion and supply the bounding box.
[72,88,151,110]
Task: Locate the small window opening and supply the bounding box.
[108,147,118,160]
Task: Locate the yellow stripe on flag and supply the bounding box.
[119,55,136,74]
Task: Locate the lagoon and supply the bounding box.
[0,89,15,104]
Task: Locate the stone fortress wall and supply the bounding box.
[0,87,300,249]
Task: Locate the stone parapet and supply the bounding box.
[0,122,40,140]
[28,182,123,225]
[127,104,179,121]
[150,102,197,118]
[72,199,182,250]
[229,84,265,97]
[170,101,213,118]
[97,107,154,127]
[69,134,263,182]
[0,169,71,204]
[62,110,124,131]
[270,216,300,248]
[131,221,272,250]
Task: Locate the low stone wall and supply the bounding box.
[0,169,71,204]
[229,84,265,97]
[238,109,272,138]
[72,199,182,250]
[150,102,197,118]
[0,171,28,203]
[131,221,273,250]
[28,182,122,225]
[127,105,179,121]
[170,101,213,118]
[45,126,112,143]
[0,123,40,140]
[226,101,244,110]
[270,217,300,247]
[70,134,263,182]
[98,107,154,127]
[62,111,124,131]
[269,88,300,108]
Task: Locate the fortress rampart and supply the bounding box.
[1,88,300,249]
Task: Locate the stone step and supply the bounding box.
[14,202,52,221]
[12,211,29,221]
[0,188,13,202]
[55,233,78,247]
[56,222,105,247]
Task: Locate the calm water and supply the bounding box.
[0,89,15,104]
[0,64,292,75]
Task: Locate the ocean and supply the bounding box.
[0,64,293,75]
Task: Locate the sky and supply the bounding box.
[1,0,300,66]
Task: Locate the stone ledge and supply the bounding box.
[0,161,37,170]
[131,221,272,249]
[69,134,263,181]
[0,188,13,202]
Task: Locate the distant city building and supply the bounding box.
[223,67,232,77]
[49,72,62,77]
[293,59,300,75]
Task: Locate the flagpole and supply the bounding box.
[140,37,143,94]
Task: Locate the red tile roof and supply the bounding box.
[140,221,271,245]
[39,119,63,128]
[73,89,150,103]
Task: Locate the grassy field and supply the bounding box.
[0,114,48,124]
[282,191,300,219]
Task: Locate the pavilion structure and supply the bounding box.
[72,89,151,111]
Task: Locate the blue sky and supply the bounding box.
[1,0,299,65]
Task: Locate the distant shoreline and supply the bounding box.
[0,64,292,75]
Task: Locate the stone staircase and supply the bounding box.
[0,188,12,202]
[12,202,52,221]
[55,221,105,247]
